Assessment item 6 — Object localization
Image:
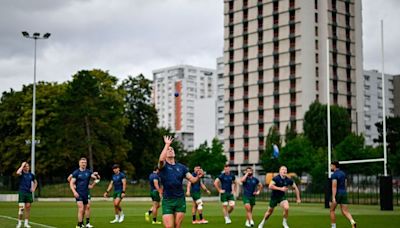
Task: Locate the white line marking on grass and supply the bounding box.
[0,215,57,228]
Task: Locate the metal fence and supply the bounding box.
[1,174,399,206]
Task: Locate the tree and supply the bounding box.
[304,101,352,148]
[374,117,400,175]
[279,135,315,175]
[260,126,281,172]
[187,138,227,177]
[121,74,163,179]
[334,133,382,175]
[56,69,132,176]
[284,123,297,143]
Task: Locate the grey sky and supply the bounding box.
[0,0,399,94]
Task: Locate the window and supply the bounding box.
[315,13,318,23]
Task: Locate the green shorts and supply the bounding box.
[269,195,287,208]
[191,192,201,201]
[333,192,348,204]
[162,197,186,215]
[242,195,256,206]
[18,192,33,204]
[220,193,235,203]
[113,191,123,199]
[150,190,161,202]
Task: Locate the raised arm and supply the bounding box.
[159,136,174,169]
[16,162,27,175]
[240,172,249,183]
[186,172,204,184]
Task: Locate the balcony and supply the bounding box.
[290,116,296,121]
[243,81,248,86]
[243,108,249,113]
[229,109,234,114]
[273,104,280,109]
[257,79,263,84]
[258,106,264,111]
[229,122,234,127]
[273,90,279,96]
[273,77,279,83]
[289,74,296,80]
[273,117,280,123]
[229,84,234,89]
[243,134,249,139]
[289,88,296,93]
[258,93,264,98]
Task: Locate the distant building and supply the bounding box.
[216,57,225,143]
[223,0,363,165]
[152,65,216,150]
[362,70,395,145]
[393,75,400,117]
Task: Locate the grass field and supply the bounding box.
[0,200,399,228]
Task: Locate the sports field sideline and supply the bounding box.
[0,201,399,228]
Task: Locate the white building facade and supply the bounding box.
[153,65,216,150]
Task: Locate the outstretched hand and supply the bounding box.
[163,135,174,145]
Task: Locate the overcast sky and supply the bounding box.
[0,0,399,94]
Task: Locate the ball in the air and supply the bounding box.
[174,92,179,97]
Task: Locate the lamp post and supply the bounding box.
[22,31,51,176]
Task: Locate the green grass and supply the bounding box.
[0,201,399,228]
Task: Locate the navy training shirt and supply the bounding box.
[190,172,201,193]
[19,172,35,193]
[159,162,189,199]
[242,176,260,197]
[218,172,236,194]
[149,172,161,192]
[270,175,294,198]
[112,172,126,192]
[331,169,347,194]
[71,169,92,196]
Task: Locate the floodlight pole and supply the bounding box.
[380,20,388,176]
[326,39,332,178]
[22,31,51,176]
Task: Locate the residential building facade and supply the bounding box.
[223,0,363,165]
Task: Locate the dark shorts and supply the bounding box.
[191,192,201,201]
[242,195,256,206]
[332,192,349,204]
[150,190,161,202]
[269,195,287,208]
[220,193,235,203]
[162,197,186,215]
[18,192,33,204]
[113,191,123,199]
[76,193,89,205]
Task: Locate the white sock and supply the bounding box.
[120,211,124,216]
[17,220,22,224]
[24,219,29,224]
[283,218,287,224]
[350,219,356,225]
[331,223,336,228]
[115,214,119,219]
[259,219,265,225]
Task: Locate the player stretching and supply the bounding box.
[186,165,211,224]
[70,157,99,228]
[16,162,37,228]
[67,173,99,228]
[214,164,237,224]
[241,167,262,227]
[258,166,300,228]
[145,167,162,224]
[158,136,204,228]
[104,164,127,223]
[330,161,357,228]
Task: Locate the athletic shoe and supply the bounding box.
[110,218,119,224]
[23,223,31,228]
[282,221,289,228]
[352,223,357,228]
[250,220,254,227]
[192,220,200,224]
[257,222,264,228]
[225,217,232,224]
[16,223,22,228]
[199,219,208,224]
[152,221,162,225]
[145,212,150,222]
[245,220,251,227]
[86,223,94,228]
[118,214,125,223]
